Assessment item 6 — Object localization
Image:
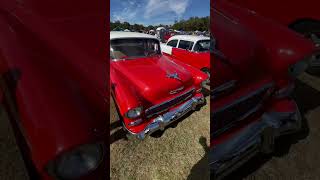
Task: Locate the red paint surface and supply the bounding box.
[227,0,320,27]
[0,0,107,179]
[170,48,210,71]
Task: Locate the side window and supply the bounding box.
[193,43,201,52]
[167,40,178,47]
[178,40,194,50]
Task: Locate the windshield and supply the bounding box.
[110,38,161,60]
[193,40,212,52]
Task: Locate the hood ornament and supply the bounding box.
[166,72,182,82]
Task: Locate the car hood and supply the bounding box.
[111,55,194,103]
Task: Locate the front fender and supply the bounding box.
[215,0,317,84]
[110,66,143,117]
[0,7,107,179]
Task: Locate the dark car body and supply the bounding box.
[211,1,317,178]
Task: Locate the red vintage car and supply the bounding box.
[227,0,320,73]
[0,0,107,179]
[210,0,317,178]
[110,31,209,140]
[161,35,211,77]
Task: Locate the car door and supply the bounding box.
[161,39,178,55]
[172,40,197,67]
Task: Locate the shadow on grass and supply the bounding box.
[110,128,128,144]
[187,136,210,180]
[221,79,320,179]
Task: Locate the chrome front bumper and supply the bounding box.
[210,102,302,179]
[129,95,205,140]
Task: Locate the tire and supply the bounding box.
[290,20,320,75]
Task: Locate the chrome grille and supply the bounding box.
[211,83,274,138]
[145,88,195,118]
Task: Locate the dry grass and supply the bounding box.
[0,106,29,180]
[110,96,210,180]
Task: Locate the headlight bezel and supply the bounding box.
[46,143,105,179]
[288,60,308,78]
[125,106,143,119]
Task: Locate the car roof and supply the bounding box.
[110,31,158,40]
[168,35,210,42]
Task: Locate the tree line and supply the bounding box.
[110,16,209,32]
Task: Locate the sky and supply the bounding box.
[110,0,210,25]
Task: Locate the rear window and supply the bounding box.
[178,40,194,50]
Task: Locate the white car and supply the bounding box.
[161,35,211,78]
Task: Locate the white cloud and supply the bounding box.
[112,8,138,22]
[144,0,189,19]
[111,0,139,22]
[111,0,190,24]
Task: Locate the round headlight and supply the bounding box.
[50,143,104,179]
[288,60,308,78]
[125,107,143,119]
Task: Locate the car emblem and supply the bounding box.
[166,72,182,82]
[169,86,184,95]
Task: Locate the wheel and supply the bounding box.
[290,20,320,75]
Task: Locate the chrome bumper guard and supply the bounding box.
[132,95,205,140]
[210,102,302,179]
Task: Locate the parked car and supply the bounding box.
[161,35,211,78]
[210,1,317,179]
[110,31,209,140]
[226,0,320,74]
[0,0,107,179]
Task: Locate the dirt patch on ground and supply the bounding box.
[110,96,210,180]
